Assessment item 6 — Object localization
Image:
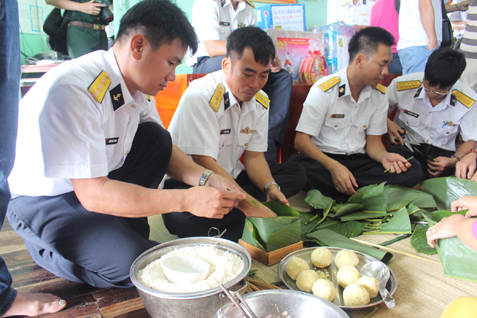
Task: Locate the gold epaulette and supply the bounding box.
[375,83,387,94]
[342,1,350,6]
[146,95,151,102]
[319,76,341,92]
[255,91,269,109]
[88,70,111,103]
[209,84,225,112]
[245,0,255,8]
[452,89,475,109]
[397,80,421,91]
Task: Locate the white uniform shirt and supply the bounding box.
[168,71,269,179]
[387,73,477,151]
[397,0,443,50]
[186,0,256,66]
[340,0,376,26]
[296,67,388,155]
[8,49,162,197]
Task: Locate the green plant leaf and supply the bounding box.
[262,201,299,217]
[384,184,437,211]
[437,236,477,282]
[325,221,369,238]
[420,210,467,226]
[304,189,334,211]
[339,211,394,222]
[241,219,265,250]
[421,177,477,210]
[410,224,437,255]
[348,183,386,212]
[365,207,411,234]
[407,203,420,215]
[333,203,364,217]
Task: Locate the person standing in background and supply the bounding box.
[370,0,402,74]
[459,0,477,91]
[340,0,377,31]
[0,0,66,316]
[45,0,112,58]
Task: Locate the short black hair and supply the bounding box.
[348,27,395,62]
[226,26,275,67]
[425,47,466,89]
[116,0,197,54]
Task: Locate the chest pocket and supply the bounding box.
[219,23,231,36]
[324,117,349,130]
[352,115,371,130]
[399,111,420,127]
[437,122,459,137]
[238,132,253,149]
[219,133,232,150]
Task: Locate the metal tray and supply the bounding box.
[278,247,397,310]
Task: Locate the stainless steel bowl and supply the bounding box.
[215,289,349,318]
[130,237,251,318]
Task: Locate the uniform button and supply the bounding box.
[429,111,433,113]
[406,121,409,124]
[244,143,248,147]
[363,125,367,128]
[127,150,130,155]
[222,143,224,147]
[425,127,428,129]
[132,105,136,108]
[426,139,429,142]
[446,132,449,134]
[335,125,338,128]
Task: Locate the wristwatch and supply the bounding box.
[198,169,215,186]
[263,181,280,194]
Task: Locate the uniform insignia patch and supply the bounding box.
[209,84,225,112]
[414,87,423,98]
[338,84,346,97]
[110,84,125,111]
[404,109,419,118]
[219,21,230,26]
[331,114,345,118]
[88,70,111,103]
[223,92,230,111]
[105,137,119,145]
[220,129,231,135]
[245,0,255,8]
[221,0,226,7]
[255,91,269,109]
[397,80,422,91]
[238,23,245,28]
[363,0,366,4]
[319,76,341,92]
[375,83,387,94]
[146,95,151,102]
[452,89,475,109]
[240,127,255,134]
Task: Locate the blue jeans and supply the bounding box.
[398,45,440,75]
[0,0,20,315]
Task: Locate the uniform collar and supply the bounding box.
[221,71,256,114]
[337,67,372,102]
[103,49,147,111]
[222,0,246,11]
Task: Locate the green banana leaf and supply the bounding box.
[384,185,437,211]
[365,207,411,234]
[338,211,394,222]
[410,224,437,255]
[324,221,369,238]
[305,189,334,211]
[300,214,339,242]
[333,203,364,218]
[437,236,477,283]
[407,203,420,215]
[348,183,386,212]
[421,210,467,226]
[421,177,477,210]
[242,202,301,252]
[306,229,393,264]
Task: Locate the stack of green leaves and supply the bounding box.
[241,201,301,252]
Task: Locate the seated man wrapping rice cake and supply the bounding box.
[287,27,421,203]
[164,26,307,242]
[6,0,247,289]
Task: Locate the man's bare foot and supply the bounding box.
[1,292,66,317]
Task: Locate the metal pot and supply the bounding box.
[130,237,251,318]
[215,290,349,318]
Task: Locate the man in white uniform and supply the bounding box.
[165,27,307,242]
[287,27,421,203]
[340,0,377,31]
[387,48,477,179]
[6,0,246,289]
[187,0,293,164]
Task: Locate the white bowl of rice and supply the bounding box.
[130,237,251,318]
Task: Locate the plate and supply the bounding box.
[278,247,397,310]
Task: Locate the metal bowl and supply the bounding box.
[215,289,349,318]
[278,247,397,310]
[130,237,251,318]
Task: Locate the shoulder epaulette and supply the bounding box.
[245,0,255,8]
[88,70,111,103]
[209,84,225,112]
[319,76,341,92]
[146,95,152,102]
[396,80,422,91]
[342,1,350,7]
[452,89,475,109]
[255,91,269,109]
[375,83,387,94]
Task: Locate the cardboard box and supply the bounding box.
[256,4,306,31]
[239,239,304,266]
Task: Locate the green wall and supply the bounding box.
[20,0,328,73]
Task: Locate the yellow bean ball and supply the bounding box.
[343,283,370,306]
[358,276,380,298]
[337,265,361,288]
[312,279,336,302]
[334,249,360,269]
[285,257,310,280]
[311,248,333,268]
[296,270,320,293]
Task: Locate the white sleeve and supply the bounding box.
[295,84,328,137]
[246,106,269,152]
[193,0,222,42]
[366,94,388,136]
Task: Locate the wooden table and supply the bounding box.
[251,234,477,317]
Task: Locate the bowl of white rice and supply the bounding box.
[130,237,251,318]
